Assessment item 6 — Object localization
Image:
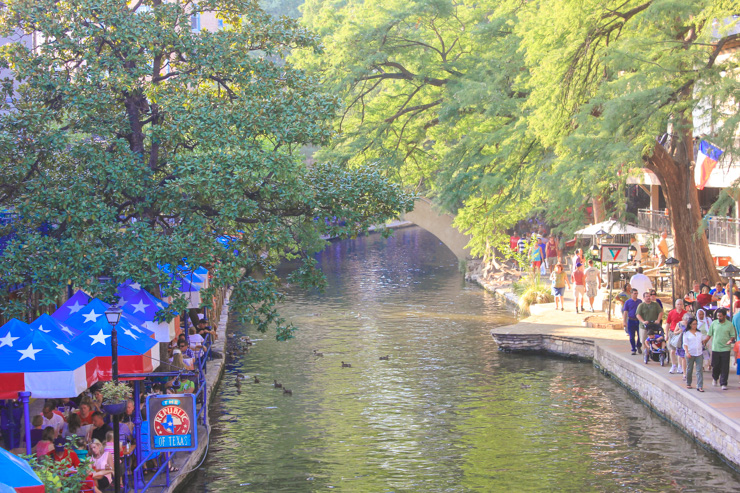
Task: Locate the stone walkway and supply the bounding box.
[490,288,740,468]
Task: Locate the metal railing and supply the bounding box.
[637,209,671,234]
[706,215,740,247]
[638,208,740,247]
[128,332,214,493]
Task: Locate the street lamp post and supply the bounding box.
[720,264,740,321]
[665,257,680,305]
[105,305,122,493]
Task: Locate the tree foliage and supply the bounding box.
[295,0,739,287]
[0,0,412,339]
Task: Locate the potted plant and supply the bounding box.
[99,381,131,415]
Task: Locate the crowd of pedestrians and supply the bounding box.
[622,277,740,392]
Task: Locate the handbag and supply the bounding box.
[669,332,682,348]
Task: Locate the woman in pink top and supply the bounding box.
[90,439,113,491]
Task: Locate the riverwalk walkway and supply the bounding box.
[490,291,740,470]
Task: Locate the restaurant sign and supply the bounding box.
[146,394,198,452]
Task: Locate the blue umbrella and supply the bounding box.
[0,447,45,493]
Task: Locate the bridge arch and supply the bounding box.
[399,198,473,261]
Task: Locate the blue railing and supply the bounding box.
[124,331,214,493]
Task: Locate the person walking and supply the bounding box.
[530,235,544,276]
[629,267,652,300]
[637,292,664,353]
[545,236,560,274]
[696,308,712,371]
[666,299,687,374]
[583,259,603,312]
[704,308,736,390]
[571,262,586,313]
[683,318,704,391]
[550,263,570,311]
[622,288,642,355]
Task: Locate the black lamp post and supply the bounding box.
[720,264,740,320]
[665,257,680,304]
[105,305,123,493]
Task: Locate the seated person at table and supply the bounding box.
[88,412,111,444]
[197,319,217,341]
[104,430,115,455]
[173,343,195,370]
[188,327,205,356]
[61,413,82,441]
[89,439,113,492]
[51,437,80,468]
[35,426,56,456]
[166,352,196,393]
[710,282,725,297]
[29,415,44,449]
[76,401,95,426]
[42,403,65,434]
[696,286,715,307]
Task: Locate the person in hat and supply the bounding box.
[51,437,81,468]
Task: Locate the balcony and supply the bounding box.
[637,208,740,247]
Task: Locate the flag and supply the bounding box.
[695,140,724,190]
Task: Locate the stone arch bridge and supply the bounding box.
[399,198,473,261]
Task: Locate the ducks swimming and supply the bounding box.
[341,361,352,368]
[313,349,324,357]
[283,388,292,395]
[253,376,260,384]
[379,355,389,360]
[274,380,283,388]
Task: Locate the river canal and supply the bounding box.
[191,226,740,491]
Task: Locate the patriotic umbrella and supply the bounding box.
[66,299,159,379]
[51,289,91,321]
[161,275,201,309]
[0,319,30,348]
[0,328,98,399]
[28,314,81,341]
[0,447,45,493]
[119,290,171,342]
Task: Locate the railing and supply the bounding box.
[706,215,740,247]
[128,332,214,493]
[637,209,671,234]
[638,208,740,247]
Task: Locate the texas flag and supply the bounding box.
[695,140,724,190]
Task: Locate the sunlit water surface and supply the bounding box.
[190,227,740,492]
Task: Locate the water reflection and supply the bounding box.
[191,227,739,492]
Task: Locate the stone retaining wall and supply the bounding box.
[490,330,740,470]
[594,344,740,468]
[491,332,594,360]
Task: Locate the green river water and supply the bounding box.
[189,226,740,492]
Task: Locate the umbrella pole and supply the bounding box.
[18,391,31,456]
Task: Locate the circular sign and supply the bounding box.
[153,405,191,436]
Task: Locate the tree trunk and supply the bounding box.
[644,142,720,296]
[592,196,606,224]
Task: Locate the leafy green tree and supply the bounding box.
[517,0,738,291]
[299,0,739,293]
[0,0,412,339]
[296,0,544,258]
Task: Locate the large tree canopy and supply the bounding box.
[0,0,412,339]
[296,0,739,291]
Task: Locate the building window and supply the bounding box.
[191,13,201,32]
[218,19,224,30]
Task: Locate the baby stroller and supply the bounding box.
[643,322,667,366]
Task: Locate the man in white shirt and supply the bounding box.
[41,404,65,434]
[629,267,652,299]
[188,327,205,358]
[583,259,603,312]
